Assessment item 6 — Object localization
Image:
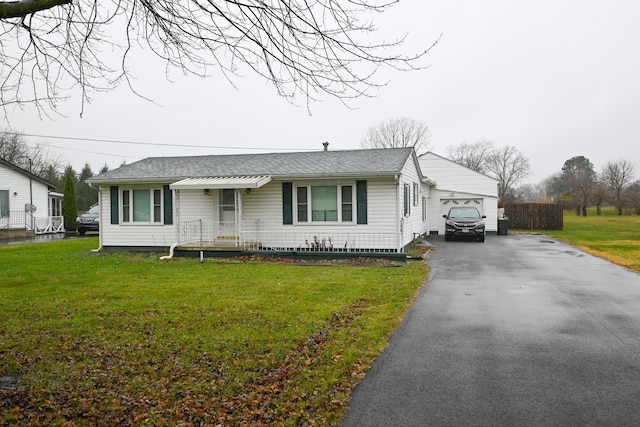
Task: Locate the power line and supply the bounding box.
[15,132,317,151]
[39,142,141,160]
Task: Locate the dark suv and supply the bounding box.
[443,206,486,242]
[76,204,100,235]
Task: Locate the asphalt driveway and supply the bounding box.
[341,234,640,426]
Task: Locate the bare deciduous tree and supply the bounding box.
[361,117,430,154]
[0,1,437,116]
[445,139,495,173]
[0,129,62,177]
[485,145,530,205]
[591,182,608,215]
[601,159,635,215]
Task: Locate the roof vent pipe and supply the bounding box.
[323,141,329,151]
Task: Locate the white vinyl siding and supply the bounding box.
[99,185,175,247]
[398,155,430,248]
[0,164,51,229]
[241,179,398,239]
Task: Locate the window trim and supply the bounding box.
[403,183,411,217]
[294,183,355,224]
[0,189,9,218]
[413,182,419,206]
[120,187,164,224]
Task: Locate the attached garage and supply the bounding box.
[419,152,499,235]
[438,198,484,235]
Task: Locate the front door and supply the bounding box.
[218,189,237,243]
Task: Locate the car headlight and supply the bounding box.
[75,217,80,222]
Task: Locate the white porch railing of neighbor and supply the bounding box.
[0,211,64,234]
[33,216,65,234]
[0,210,27,229]
[177,220,401,253]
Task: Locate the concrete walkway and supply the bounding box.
[341,234,640,426]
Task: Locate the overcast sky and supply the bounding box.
[4,1,640,185]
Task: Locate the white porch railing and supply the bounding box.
[33,216,65,234]
[177,220,401,253]
[179,220,239,247]
[0,211,65,234]
[0,210,26,229]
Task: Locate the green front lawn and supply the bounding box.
[0,238,428,426]
[544,208,640,272]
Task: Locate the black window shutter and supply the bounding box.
[163,185,173,225]
[110,186,119,224]
[282,182,293,224]
[356,180,368,224]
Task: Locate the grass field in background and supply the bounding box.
[544,207,640,272]
[0,238,428,425]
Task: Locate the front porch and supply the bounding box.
[175,219,403,254]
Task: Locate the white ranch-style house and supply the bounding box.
[87,147,499,258]
[0,158,64,238]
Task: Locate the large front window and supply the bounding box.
[122,189,162,223]
[296,185,353,223]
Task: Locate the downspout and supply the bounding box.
[160,242,178,261]
[395,175,402,252]
[29,158,34,232]
[89,183,102,252]
[160,188,179,261]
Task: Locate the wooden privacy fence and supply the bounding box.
[503,203,563,230]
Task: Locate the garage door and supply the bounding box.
[438,198,484,235]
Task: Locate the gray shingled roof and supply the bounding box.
[88,148,417,183]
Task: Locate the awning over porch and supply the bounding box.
[170,175,272,190]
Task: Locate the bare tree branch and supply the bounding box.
[0,0,437,116]
[0,0,71,19]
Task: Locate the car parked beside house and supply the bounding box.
[443,206,486,242]
[76,204,100,235]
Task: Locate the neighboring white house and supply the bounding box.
[87,148,435,256]
[0,158,64,237]
[418,152,499,235]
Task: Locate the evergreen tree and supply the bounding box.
[77,163,97,210]
[62,171,78,231]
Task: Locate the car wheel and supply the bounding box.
[444,234,451,241]
[478,234,485,242]
[78,228,86,235]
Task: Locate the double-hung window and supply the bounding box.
[403,184,411,217]
[296,184,353,223]
[121,188,162,223]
